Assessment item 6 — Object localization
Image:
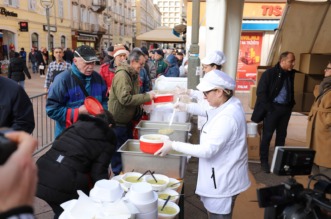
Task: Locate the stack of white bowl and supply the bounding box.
[89,179,124,203]
[126,182,158,219]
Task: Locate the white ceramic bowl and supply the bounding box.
[128,182,155,203]
[158,189,179,203]
[145,174,170,192]
[111,175,129,192]
[89,179,123,202]
[167,178,181,190]
[158,199,180,219]
[122,172,145,189]
[127,182,158,213]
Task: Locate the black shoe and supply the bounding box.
[261,162,270,173]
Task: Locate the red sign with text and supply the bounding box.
[236,32,263,91]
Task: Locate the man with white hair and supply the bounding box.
[46,45,108,137]
[108,49,155,175]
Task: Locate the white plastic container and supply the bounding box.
[247,122,258,137]
[154,76,187,91]
[126,182,158,214]
[89,179,124,203]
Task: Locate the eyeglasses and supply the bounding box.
[325,67,331,71]
[203,89,217,97]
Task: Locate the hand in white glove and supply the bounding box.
[175,87,186,95]
[173,102,187,112]
[147,90,156,100]
[154,139,173,156]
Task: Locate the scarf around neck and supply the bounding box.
[319,76,331,96]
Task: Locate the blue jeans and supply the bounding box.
[32,61,38,73]
[111,123,133,175]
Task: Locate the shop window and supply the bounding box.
[31,33,38,49]
[58,0,64,18]
[28,0,36,11]
[61,36,66,48]
[73,5,78,20]
[4,0,19,7]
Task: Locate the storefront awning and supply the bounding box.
[136,26,184,43]
[78,33,98,38]
[242,20,279,31]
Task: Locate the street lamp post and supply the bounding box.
[40,0,54,51]
[106,1,111,48]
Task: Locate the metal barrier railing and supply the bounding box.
[30,92,55,155]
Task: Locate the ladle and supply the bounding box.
[169,97,180,127]
[158,98,179,135]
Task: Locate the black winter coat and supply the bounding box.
[0,77,35,133]
[36,114,117,204]
[8,57,31,82]
[251,62,296,123]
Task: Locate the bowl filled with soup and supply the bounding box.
[145,173,169,192]
[139,134,169,154]
[122,172,145,188]
[158,189,179,203]
[158,199,180,219]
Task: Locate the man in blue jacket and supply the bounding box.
[46,45,108,137]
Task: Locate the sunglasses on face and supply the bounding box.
[203,89,218,97]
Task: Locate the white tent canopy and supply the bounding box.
[136,26,184,42]
[267,0,331,66]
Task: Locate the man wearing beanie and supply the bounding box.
[100,44,129,96]
[153,48,168,77]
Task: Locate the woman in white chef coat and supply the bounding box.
[155,69,251,219]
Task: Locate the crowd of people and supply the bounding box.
[1,43,331,219]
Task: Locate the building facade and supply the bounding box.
[104,0,133,48]
[0,0,72,61]
[132,0,161,47]
[71,0,106,51]
[156,0,183,28]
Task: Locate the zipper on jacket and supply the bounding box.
[211,167,217,189]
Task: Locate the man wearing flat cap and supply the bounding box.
[153,49,168,77]
[46,45,108,137]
